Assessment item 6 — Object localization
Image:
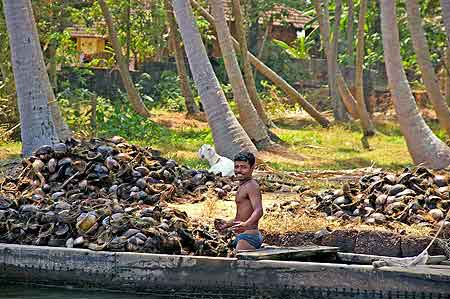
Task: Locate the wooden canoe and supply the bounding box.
[0,243,449,297]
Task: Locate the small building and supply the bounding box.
[209,2,313,57]
[66,25,108,63]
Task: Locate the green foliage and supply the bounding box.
[362,0,446,77]
[95,98,167,141]
[273,30,314,60]
[259,80,302,118]
[152,71,186,112]
[0,2,18,137]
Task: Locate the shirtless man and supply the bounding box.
[215,151,263,252]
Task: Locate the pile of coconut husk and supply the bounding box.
[0,137,235,256]
[268,167,450,230]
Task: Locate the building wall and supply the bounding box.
[271,26,297,44]
[76,37,106,55]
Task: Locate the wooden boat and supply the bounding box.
[1,243,450,298]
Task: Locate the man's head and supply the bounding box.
[233,151,256,180]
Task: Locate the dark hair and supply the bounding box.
[233,151,256,167]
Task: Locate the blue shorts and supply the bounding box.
[232,232,263,249]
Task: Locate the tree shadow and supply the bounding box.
[307,157,411,171]
[336,147,361,154]
[272,115,407,140]
[273,117,320,130]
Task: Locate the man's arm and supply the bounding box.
[215,211,237,230]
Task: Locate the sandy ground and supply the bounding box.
[170,191,299,221]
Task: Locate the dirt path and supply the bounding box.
[169,191,299,221]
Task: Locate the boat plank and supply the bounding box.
[236,246,338,261]
[337,252,447,265]
[440,260,450,266]
[1,244,450,295]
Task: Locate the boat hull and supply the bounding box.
[1,244,450,297]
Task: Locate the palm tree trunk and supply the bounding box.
[346,0,354,59]
[164,0,199,115]
[256,23,271,62]
[125,0,131,63]
[254,23,272,79]
[380,0,450,169]
[441,0,450,103]
[231,0,272,128]
[45,78,72,141]
[405,0,450,136]
[335,73,358,117]
[98,0,151,118]
[27,0,71,141]
[314,0,359,117]
[48,40,57,89]
[3,0,58,156]
[446,48,450,104]
[190,0,330,128]
[171,0,256,158]
[440,0,450,46]
[313,0,357,120]
[355,0,375,137]
[210,0,271,148]
[329,0,349,121]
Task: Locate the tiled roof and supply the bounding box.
[66,24,106,38]
[221,1,312,29]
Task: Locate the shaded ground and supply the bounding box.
[150,110,413,172]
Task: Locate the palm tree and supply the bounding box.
[190,0,331,128]
[354,0,376,139]
[3,0,58,156]
[405,0,450,136]
[441,0,450,103]
[346,0,354,59]
[163,0,199,115]
[380,0,450,169]
[446,48,450,102]
[329,0,349,121]
[231,0,272,128]
[210,0,271,148]
[312,0,358,120]
[27,0,72,141]
[98,0,151,118]
[440,0,450,45]
[171,0,256,158]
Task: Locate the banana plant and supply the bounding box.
[272,30,314,59]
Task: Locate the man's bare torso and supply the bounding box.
[235,179,260,232]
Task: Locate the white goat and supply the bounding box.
[198,144,235,177]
